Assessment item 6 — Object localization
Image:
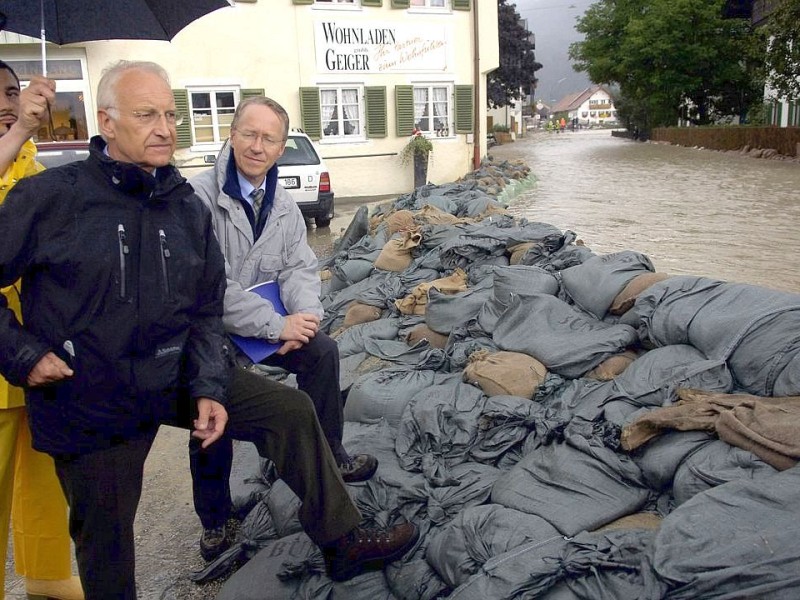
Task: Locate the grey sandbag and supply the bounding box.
[671,438,778,506]
[344,368,438,428]
[654,464,800,599]
[216,531,397,600]
[560,250,655,319]
[493,294,639,378]
[611,345,734,407]
[635,275,800,396]
[425,278,494,335]
[334,317,401,357]
[628,428,715,490]
[491,422,650,535]
[450,529,665,600]
[426,503,561,588]
[477,264,560,332]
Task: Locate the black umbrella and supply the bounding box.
[0,0,232,75]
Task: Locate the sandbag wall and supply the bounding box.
[214,159,800,600]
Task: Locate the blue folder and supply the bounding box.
[229,280,287,363]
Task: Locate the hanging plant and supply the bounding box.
[399,128,433,166]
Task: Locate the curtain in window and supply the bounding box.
[321,89,338,136]
[432,87,448,133]
[341,88,360,135]
[413,87,428,130]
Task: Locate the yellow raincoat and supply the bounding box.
[0,139,73,595]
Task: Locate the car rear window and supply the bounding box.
[277,137,320,167]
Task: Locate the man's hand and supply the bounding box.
[192,398,228,449]
[16,76,56,137]
[27,351,73,387]
[275,340,303,356]
[279,313,320,345]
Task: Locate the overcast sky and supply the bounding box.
[512,0,595,105]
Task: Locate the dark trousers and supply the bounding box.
[54,368,361,599]
[192,331,347,530]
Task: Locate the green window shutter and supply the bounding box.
[391,0,410,8]
[362,0,382,5]
[452,0,471,10]
[292,0,313,4]
[454,84,473,133]
[299,87,322,140]
[173,89,192,149]
[240,88,264,100]
[365,86,387,138]
[395,85,414,136]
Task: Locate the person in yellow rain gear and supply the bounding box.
[0,60,83,600]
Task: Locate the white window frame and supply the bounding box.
[409,0,449,13]
[412,82,453,137]
[319,84,366,144]
[187,87,240,149]
[313,0,361,10]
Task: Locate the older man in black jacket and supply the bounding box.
[0,60,417,599]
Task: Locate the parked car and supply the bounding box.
[276,130,334,228]
[35,140,90,169]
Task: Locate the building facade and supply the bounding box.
[550,85,617,127]
[0,0,499,197]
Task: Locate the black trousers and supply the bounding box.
[192,331,347,530]
[54,368,361,600]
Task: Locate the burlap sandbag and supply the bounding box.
[416,204,463,226]
[342,301,382,328]
[584,349,639,380]
[609,272,672,315]
[394,268,469,315]
[463,349,548,399]
[507,242,537,265]
[406,324,449,349]
[373,228,423,272]
[385,209,416,236]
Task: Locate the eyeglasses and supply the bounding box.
[234,129,285,148]
[106,107,184,127]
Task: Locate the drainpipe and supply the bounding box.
[472,0,481,170]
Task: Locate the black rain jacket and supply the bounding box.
[0,137,229,456]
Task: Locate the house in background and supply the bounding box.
[550,85,617,127]
[0,0,499,197]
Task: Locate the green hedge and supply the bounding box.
[650,126,800,157]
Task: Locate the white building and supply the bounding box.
[551,85,617,126]
[0,0,499,197]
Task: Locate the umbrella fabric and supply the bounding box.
[1,0,231,44]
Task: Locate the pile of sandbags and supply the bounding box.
[215,170,800,600]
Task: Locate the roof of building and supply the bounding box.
[552,85,613,113]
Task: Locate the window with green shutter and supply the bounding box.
[395,85,414,136]
[365,86,387,138]
[299,87,322,140]
[173,89,192,149]
[452,0,470,10]
[391,0,410,8]
[454,84,473,133]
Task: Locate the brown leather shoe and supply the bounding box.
[322,521,419,581]
[339,453,378,483]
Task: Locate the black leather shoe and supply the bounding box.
[199,524,230,561]
[339,453,378,483]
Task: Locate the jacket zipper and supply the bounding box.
[159,229,172,298]
[117,224,129,299]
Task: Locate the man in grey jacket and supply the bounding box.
[190,96,378,560]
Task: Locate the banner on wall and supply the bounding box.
[314,20,451,74]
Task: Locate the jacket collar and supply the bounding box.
[88,136,191,202]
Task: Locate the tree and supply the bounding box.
[488,0,542,108]
[764,0,800,101]
[569,0,764,132]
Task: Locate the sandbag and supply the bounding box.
[344,368,438,428]
[374,229,423,272]
[462,349,547,399]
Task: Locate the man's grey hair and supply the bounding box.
[231,96,290,140]
[96,60,171,111]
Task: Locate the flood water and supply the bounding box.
[493,129,800,293]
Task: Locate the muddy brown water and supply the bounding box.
[490,129,800,293]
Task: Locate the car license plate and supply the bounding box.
[279,176,300,189]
